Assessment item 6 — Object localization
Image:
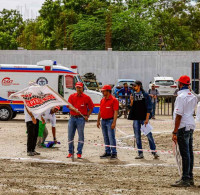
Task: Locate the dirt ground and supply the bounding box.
[1,114,200,194]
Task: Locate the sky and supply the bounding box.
[0,0,45,19]
[0,0,197,20]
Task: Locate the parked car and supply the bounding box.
[149,77,177,96]
[112,79,135,97]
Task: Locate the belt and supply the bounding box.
[102,118,114,121]
[71,115,84,118]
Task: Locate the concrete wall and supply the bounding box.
[0,50,200,90]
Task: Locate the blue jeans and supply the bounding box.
[101,119,117,155]
[152,102,156,117]
[133,120,156,155]
[68,117,85,154]
[177,128,194,181]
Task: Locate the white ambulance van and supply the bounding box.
[0,60,102,121]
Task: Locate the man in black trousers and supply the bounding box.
[171,75,197,187]
[24,106,40,156]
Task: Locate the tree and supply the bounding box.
[0,9,23,49]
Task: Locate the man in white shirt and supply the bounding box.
[37,106,60,146]
[171,75,198,187]
[24,106,40,156]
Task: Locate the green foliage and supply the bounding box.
[1,0,200,50]
[0,9,23,49]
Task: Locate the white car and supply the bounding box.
[149,77,177,96]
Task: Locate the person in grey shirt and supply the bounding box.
[148,84,159,119]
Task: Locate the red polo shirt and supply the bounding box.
[68,93,94,116]
[100,95,119,119]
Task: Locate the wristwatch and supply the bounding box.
[172,132,177,135]
[53,137,57,141]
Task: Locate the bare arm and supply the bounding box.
[144,113,150,126]
[41,116,45,124]
[130,95,134,106]
[111,110,118,130]
[172,114,182,143]
[97,112,101,128]
[52,127,56,141]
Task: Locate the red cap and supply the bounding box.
[176,75,191,85]
[101,85,112,91]
[55,106,60,110]
[75,82,84,88]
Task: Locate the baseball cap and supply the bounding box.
[75,82,84,88]
[54,106,60,111]
[101,85,112,91]
[176,75,190,85]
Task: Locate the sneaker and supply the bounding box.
[153,153,159,159]
[110,154,117,159]
[77,154,82,159]
[27,152,34,156]
[171,179,191,187]
[188,178,194,186]
[100,153,111,159]
[135,153,144,159]
[67,153,73,158]
[33,151,40,155]
[176,178,194,186]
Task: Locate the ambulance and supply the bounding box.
[0,60,102,121]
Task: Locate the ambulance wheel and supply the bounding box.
[0,106,13,121]
[12,112,17,119]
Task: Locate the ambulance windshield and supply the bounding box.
[77,75,88,90]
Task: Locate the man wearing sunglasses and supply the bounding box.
[128,81,159,160]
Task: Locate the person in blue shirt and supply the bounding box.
[117,83,132,97]
[114,85,122,98]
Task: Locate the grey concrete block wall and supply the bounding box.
[0,50,200,90]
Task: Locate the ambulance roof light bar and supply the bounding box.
[71,65,78,73]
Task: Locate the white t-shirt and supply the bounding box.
[173,89,198,130]
[41,108,56,127]
[24,107,40,122]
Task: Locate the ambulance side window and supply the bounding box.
[58,76,64,97]
[65,75,77,89]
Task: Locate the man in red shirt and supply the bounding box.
[67,82,94,159]
[97,85,119,159]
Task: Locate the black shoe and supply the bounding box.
[171,179,191,187]
[100,153,111,159]
[110,154,117,159]
[153,153,159,159]
[33,151,40,155]
[135,153,144,159]
[27,152,34,156]
[176,178,194,186]
[189,178,194,186]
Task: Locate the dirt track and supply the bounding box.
[1,115,200,194]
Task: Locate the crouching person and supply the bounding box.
[25,106,40,156]
[128,81,159,159]
[97,85,119,159]
[37,106,60,146]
